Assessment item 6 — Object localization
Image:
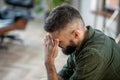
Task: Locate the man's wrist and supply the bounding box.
[45,59,54,66]
[44,59,59,80]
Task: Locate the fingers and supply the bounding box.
[44,34,59,59]
[44,34,53,47]
[44,34,59,47]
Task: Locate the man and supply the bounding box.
[44,5,120,80]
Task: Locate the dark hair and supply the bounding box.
[44,5,85,32]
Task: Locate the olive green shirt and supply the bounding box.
[58,26,120,80]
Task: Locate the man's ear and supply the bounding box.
[72,30,80,39]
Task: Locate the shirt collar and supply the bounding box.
[75,26,95,55]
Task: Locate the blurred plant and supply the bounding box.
[34,0,43,14]
[49,0,69,11]
[35,0,41,3]
[52,0,69,6]
[33,0,70,18]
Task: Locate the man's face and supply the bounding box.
[49,19,85,55]
[50,30,78,55]
[61,40,77,55]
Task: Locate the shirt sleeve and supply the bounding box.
[58,54,75,80]
[69,49,105,80]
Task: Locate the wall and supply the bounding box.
[79,0,117,38]
[0,0,4,10]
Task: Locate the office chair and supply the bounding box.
[116,33,120,44]
[0,0,34,49]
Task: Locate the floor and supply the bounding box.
[0,19,68,80]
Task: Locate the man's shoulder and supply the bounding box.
[83,26,108,54]
[75,47,101,60]
[84,28,113,54]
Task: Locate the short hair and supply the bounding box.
[44,5,85,32]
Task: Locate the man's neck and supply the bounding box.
[77,27,88,49]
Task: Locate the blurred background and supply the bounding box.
[0,0,120,80]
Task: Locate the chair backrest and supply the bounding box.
[4,0,34,8]
[118,40,120,44]
[116,34,120,44]
[0,0,33,20]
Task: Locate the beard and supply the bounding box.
[62,40,77,55]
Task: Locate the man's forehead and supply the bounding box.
[49,32,60,39]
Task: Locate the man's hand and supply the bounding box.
[44,34,59,64]
[44,34,61,80]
